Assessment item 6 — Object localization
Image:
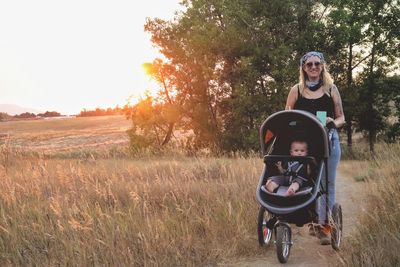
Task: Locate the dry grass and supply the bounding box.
[0,144,265,266]
[3,116,399,266]
[339,143,400,267]
[0,115,131,154]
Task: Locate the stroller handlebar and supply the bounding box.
[326,121,336,130]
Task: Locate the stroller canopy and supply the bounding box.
[260,110,330,159]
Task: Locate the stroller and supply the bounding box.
[255,110,343,263]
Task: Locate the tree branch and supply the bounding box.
[351,52,373,70]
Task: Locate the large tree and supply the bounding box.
[356,0,399,153]
[324,0,399,152]
[131,0,399,153]
[324,0,368,147]
[143,0,331,151]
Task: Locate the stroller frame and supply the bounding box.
[255,110,343,263]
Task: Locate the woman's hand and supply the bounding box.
[326,117,337,129]
[327,116,335,124]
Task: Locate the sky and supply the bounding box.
[0,0,182,115]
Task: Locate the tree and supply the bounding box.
[38,111,61,117]
[142,59,182,146]
[356,0,400,153]
[144,0,333,151]
[0,112,12,122]
[126,94,181,150]
[384,76,400,142]
[325,0,368,147]
[140,0,399,152]
[14,112,36,119]
[324,0,399,152]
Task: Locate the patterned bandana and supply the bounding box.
[306,79,323,91]
[300,51,325,66]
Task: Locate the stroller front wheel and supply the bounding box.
[276,224,292,263]
[331,203,343,250]
[257,206,273,246]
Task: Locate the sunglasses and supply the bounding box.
[305,61,321,68]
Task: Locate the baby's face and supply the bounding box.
[290,142,308,156]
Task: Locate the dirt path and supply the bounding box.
[224,162,366,267]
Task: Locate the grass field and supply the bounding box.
[0,115,131,154]
[0,116,265,266]
[1,116,399,266]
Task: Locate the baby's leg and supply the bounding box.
[265,179,279,193]
[286,182,300,196]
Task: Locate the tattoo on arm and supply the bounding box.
[333,86,344,120]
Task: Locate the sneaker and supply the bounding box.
[318,225,332,245]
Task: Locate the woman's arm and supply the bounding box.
[285,85,298,110]
[327,85,345,128]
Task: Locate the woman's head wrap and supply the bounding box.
[300,51,325,66]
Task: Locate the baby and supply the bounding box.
[264,139,310,196]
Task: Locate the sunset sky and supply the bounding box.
[0,0,182,115]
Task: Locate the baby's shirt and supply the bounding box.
[286,161,308,187]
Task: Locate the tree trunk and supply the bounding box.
[161,122,174,146]
[367,37,377,155]
[346,117,353,147]
[369,129,375,155]
[346,43,354,147]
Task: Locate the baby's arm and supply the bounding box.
[275,161,285,174]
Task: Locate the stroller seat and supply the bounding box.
[261,183,313,197]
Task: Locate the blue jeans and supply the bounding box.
[317,129,341,224]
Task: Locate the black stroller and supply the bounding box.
[255,110,343,263]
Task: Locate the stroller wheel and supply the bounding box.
[257,206,273,246]
[276,225,292,263]
[331,203,343,250]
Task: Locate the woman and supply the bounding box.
[285,51,345,245]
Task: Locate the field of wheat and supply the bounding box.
[0,115,131,154]
[0,116,267,266]
[1,116,398,266]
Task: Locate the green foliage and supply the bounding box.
[355,75,400,147]
[355,0,399,152]
[126,94,183,152]
[131,0,400,153]
[141,0,334,151]
[323,0,400,150]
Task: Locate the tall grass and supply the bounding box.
[339,140,400,161]
[0,148,265,266]
[340,142,400,266]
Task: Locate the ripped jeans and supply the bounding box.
[317,129,341,224]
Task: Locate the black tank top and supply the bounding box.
[294,85,335,118]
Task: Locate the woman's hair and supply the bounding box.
[298,52,334,95]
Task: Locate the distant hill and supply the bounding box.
[0,104,43,116]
